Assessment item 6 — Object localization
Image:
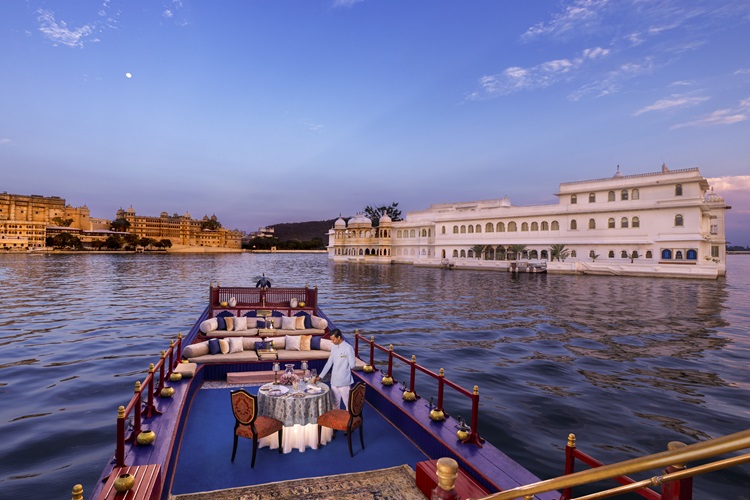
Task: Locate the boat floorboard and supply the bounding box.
[169,384,429,496]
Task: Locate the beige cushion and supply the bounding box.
[199,318,218,334]
[234,316,248,331]
[281,316,297,330]
[311,315,328,330]
[183,341,210,358]
[286,335,301,351]
[320,339,334,352]
[266,336,285,349]
[224,317,235,331]
[219,338,230,354]
[229,337,244,353]
[174,362,197,378]
[300,334,311,351]
[295,316,306,329]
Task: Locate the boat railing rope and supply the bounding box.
[456,428,750,500]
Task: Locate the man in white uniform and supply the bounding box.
[314,329,356,410]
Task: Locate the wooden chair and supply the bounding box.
[317,382,366,457]
[230,389,283,467]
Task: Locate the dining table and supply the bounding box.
[257,381,334,453]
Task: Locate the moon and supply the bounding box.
[125,72,132,79]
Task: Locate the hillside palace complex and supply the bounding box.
[327,166,730,279]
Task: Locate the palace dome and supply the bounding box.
[704,188,724,203]
[334,217,346,228]
[379,213,392,224]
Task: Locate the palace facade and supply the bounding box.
[327,166,730,279]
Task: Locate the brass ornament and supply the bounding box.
[402,390,416,401]
[136,429,156,446]
[430,409,445,421]
[381,375,394,386]
[169,372,183,382]
[362,365,374,373]
[160,386,175,398]
[456,428,470,442]
[113,473,135,493]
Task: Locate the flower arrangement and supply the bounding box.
[278,372,299,386]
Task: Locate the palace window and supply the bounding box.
[621,250,628,258]
[453,226,458,234]
[646,251,652,258]
[571,194,577,204]
[508,221,517,232]
[551,221,559,230]
[497,222,505,232]
[608,218,615,229]
[571,250,577,258]
[460,250,466,258]
[397,230,402,238]
[541,250,549,259]
[531,222,539,231]
[632,189,639,200]
[662,249,672,259]
[521,222,529,231]
[674,214,684,227]
[608,191,615,202]
[711,246,719,258]
[632,216,640,228]
[589,250,596,258]
[476,225,481,233]
[460,225,466,234]
[570,220,577,230]
[485,222,494,232]
[621,217,629,228]
[609,250,615,258]
[588,218,596,229]
[541,221,549,231]
[675,184,683,196]
[530,250,538,259]
[687,249,697,260]
[453,249,458,257]
[589,193,596,203]
[621,189,629,201]
[410,229,416,237]
[468,225,474,233]
[441,226,446,234]
[675,250,684,260]
[422,229,428,237]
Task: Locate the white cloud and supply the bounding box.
[522,0,609,40]
[332,0,364,8]
[671,109,747,129]
[468,47,609,99]
[37,9,95,48]
[568,57,654,101]
[735,68,750,75]
[707,176,750,192]
[163,10,174,18]
[634,94,710,115]
[0,138,13,145]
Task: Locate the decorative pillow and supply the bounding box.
[183,341,210,358]
[270,317,282,329]
[286,335,301,351]
[311,315,328,330]
[229,337,244,353]
[255,340,268,351]
[311,336,322,350]
[224,316,235,331]
[199,318,219,334]
[219,338,230,354]
[320,339,334,352]
[281,316,297,330]
[234,316,247,331]
[208,338,221,355]
[244,310,257,317]
[256,319,267,329]
[266,336,285,349]
[300,335,312,351]
[295,311,313,329]
[295,316,306,330]
[215,310,233,330]
[272,310,284,317]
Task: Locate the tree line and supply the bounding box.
[46,232,172,251]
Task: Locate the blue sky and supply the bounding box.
[1,0,749,244]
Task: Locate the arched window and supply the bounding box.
[442,249,446,258]
[632,189,639,200]
[569,250,575,258]
[687,249,697,260]
[422,229,427,237]
[468,250,474,258]
[359,249,364,255]
[541,250,549,259]
[530,250,538,259]
[608,218,615,229]
[486,223,494,233]
[589,250,596,258]
[675,184,683,196]
[675,214,684,227]
[621,217,629,228]
[508,221,517,231]
[551,221,559,230]
[571,194,577,204]
[460,249,466,258]
[588,218,596,229]
[646,250,652,259]
[441,226,446,234]
[460,226,466,234]
[609,250,615,258]
[589,193,596,203]
[541,221,549,231]
[397,230,402,238]
[621,189,629,201]
[531,222,538,231]
[410,229,416,237]
[621,250,628,258]
[521,222,529,231]
[476,225,482,233]
[494,222,503,232]
[662,249,672,259]
[452,249,458,257]
[675,250,684,260]
[570,220,577,230]
[632,216,640,228]
[608,191,615,202]
[453,226,458,234]
[467,225,474,233]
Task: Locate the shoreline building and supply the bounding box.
[116,207,242,250]
[327,166,730,279]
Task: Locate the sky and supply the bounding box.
[1,0,749,245]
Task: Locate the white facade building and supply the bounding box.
[327,166,730,279]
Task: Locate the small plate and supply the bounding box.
[292,392,306,398]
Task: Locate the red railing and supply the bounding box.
[353,332,484,447]
[209,284,318,311]
[562,433,693,500]
[115,333,184,468]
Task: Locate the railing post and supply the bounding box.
[464,385,484,447]
[174,332,183,369]
[168,340,175,376]
[662,441,692,500]
[354,329,359,357]
[116,405,126,467]
[563,433,577,499]
[128,381,142,443]
[369,336,375,367]
[144,364,161,417]
[387,344,394,379]
[431,457,460,500]
[155,351,166,395]
[437,368,446,414]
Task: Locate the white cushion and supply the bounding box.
[183,341,210,358]
[266,336,285,349]
[199,318,218,334]
[286,335,301,351]
[311,315,328,330]
[320,339,334,352]
[229,337,244,353]
[281,316,297,330]
[219,338,230,354]
[234,316,247,331]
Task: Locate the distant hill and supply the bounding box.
[271,219,339,242]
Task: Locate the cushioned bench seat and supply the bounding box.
[205,328,326,338]
[187,350,260,364]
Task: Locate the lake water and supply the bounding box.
[0,253,748,499]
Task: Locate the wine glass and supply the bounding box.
[311,368,317,383]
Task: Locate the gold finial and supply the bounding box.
[412,355,416,362]
[118,406,125,419]
[389,344,393,351]
[134,381,141,392]
[668,441,688,469]
[435,457,458,491]
[72,484,83,500]
[355,329,359,335]
[524,496,534,500]
[439,368,444,377]
[473,385,478,395]
[178,332,183,338]
[217,281,220,287]
[149,363,155,373]
[567,433,576,448]
[161,350,167,358]
[170,340,175,347]
[370,336,375,341]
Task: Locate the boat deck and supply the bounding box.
[169,383,429,496]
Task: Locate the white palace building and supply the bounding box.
[327,165,730,279]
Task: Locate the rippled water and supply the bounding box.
[0,253,748,499]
